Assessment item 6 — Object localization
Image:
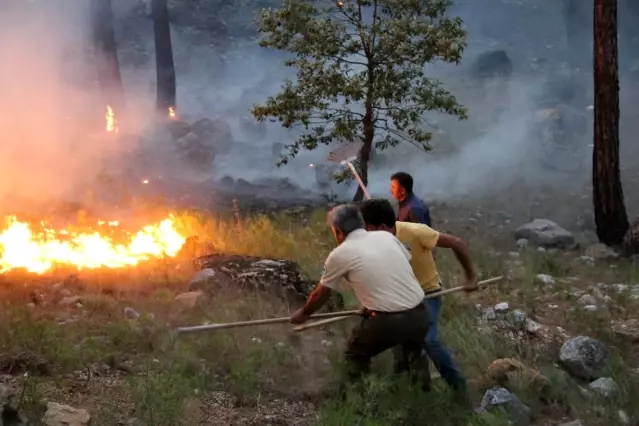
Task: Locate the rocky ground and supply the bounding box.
[0,203,637,425]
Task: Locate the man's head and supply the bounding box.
[390,172,414,202]
[359,199,396,233]
[328,203,365,244]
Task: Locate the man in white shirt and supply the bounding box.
[290,204,431,382]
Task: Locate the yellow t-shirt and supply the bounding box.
[395,222,441,292]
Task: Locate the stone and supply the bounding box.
[525,319,542,334]
[124,307,140,319]
[483,307,497,321]
[175,132,199,148]
[0,384,28,425]
[42,402,90,426]
[558,421,584,426]
[471,50,513,80]
[494,302,509,313]
[485,359,550,394]
[190,254,343,309]
[583,305,597,312]
[478,387,531,425]
[535,274,555,286]
[618,410,631,424]
[577,294,597,305]
[588,377,619,397]
[611,319,639,343]
[559,336,610,380]
[511,310,527,328]
[515,238,529,248]
[514,219,575,249]
[173,291,205,309]
[188,268,217,288]
[58,296,81,307]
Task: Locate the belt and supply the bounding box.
[363,302,425,317]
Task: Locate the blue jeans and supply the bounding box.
[423,296,467,391]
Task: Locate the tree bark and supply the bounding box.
[92,0,126,117]
[592,0,629,245]
[152,0,177,115]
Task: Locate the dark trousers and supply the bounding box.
[344,303,431,383]
[393,295,467,391]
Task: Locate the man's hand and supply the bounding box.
[290,308,310,325]
[462,276,479,293]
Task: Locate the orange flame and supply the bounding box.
[106,105,117,133]
[0,216,186,274]
[169,107,176,119]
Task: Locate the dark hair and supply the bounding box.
[359,199,396,228]
[390,172,414,193]
[328,204,365,235]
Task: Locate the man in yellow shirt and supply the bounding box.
[359,199,478,398]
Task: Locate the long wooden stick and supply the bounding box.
[175,309,361,334]
[292,276,504,332]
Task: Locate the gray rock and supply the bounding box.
[516,238,529,248]
[494,302,509,313]
[123,307,140,319]
[578,294,597,305]
[558,421,584,426]
[535,273,555,286]
[483,307,497,321]
[618,410,631,424]
[559,336,610,380]
[511,310,527,327]
[0,384,28,425]
[478,387,531,425]
[514,219,575,249]
[583,305,598,312]
[525,319,542,334]
[188,268,217,288]
[588,377,619,397]
[190,254,343,309]
[42,402,90,426]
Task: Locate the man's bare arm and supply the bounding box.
[436,233,477,281]
[301,284,333,316]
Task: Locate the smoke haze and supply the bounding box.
[1,0,637,214]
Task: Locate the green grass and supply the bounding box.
[0,208,637,425]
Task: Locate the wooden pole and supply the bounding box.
[175,309,361,334]
[292,276,504,332]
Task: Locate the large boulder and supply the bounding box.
[189,254,343,309]
[0,385,28,425]
[514,219,575,249]
[471,50,513,81]
[559,336,610,380]
[478,387,531,425]
[42,402,90,426]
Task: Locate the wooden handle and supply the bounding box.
[293,316,352,332]
[176,309,361,334]
[293,276,504,332]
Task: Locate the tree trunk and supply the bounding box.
[92,0,126,118]
[592,0,629,245]
[152,0,177,115]
[353,112,373,202]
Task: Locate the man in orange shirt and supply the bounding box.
[359,199,477,399]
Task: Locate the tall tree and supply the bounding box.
[92,0,126,117]
[592,0,629,245]
[252,0,466,200]
[152,0,177,115]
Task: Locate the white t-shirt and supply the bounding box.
[320,229,425,312]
